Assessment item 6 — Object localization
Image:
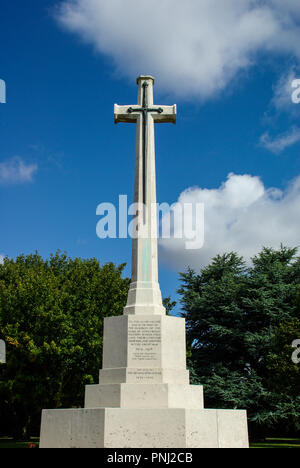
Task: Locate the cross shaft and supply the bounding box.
[127,82,164,206]
[114,75,177,315]
[114,77,176,219]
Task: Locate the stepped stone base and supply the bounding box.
[85,383,204,409]
[40,407,249,448]
[40,314,249,448]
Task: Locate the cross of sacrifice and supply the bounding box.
[114,75,176,222]
[114,76,177,313]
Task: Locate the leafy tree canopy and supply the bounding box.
[178,246,300,437]
[0,252,130,439]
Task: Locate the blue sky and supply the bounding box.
[1,0,300,312]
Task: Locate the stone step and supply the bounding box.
[40,408,249,448]
[99,367,190,384]
[84,383,204,410]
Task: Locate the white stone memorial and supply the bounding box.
[40,76,249,448]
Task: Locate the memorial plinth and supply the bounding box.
[40,76,249,448]
[40,313,248,448]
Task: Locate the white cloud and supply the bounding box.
[56,0,300,99]
[159,173,300,271]
[260,127,300,154]
[0,157,38,185]
[0,255,4,265]
[270,68,298,113]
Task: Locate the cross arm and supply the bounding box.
[152,105,177,124]
[114,103,177,124]
[114,104,139,124]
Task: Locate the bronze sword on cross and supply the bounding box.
[128,82,163,206]
[114,76,176,223]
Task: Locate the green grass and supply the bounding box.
[0,436,299,449]
[250,438,300,449]
[0,437,39,449]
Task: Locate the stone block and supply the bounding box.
[40,407,249,448]
[84,383,204,409]
[101,315,189,385]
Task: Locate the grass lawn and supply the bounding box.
[0,437,39,449]
[0,436,299,448]
[250,438,300,449]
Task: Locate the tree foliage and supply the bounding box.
[178,246,300,438]
[0,252,130,439]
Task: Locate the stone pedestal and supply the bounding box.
[40,408,248,449]
[40,315,249,448]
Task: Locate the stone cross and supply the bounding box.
[39,76,249,449]
[114,76,176,315]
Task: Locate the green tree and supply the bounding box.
[178,247,300,438]
[162,296,177,316]
[0,252,130,439]
[265,319,300,433]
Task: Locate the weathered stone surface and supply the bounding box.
[100,315,189,385]
[118,76,176,317]
[40,408,249,449]
[84,383,204,409]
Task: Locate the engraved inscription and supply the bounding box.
[127,368,162,382]
[128,320,161,362]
